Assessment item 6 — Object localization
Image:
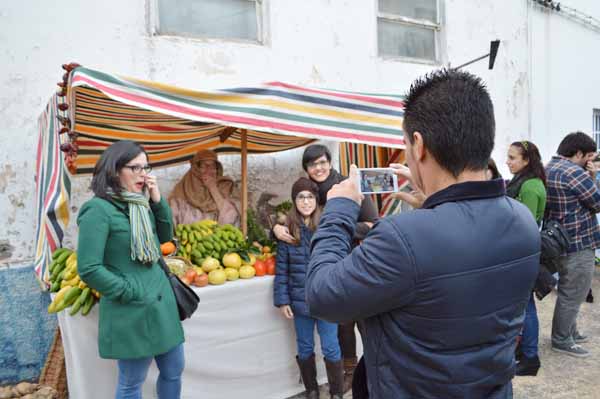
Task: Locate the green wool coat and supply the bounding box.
[77,196,184,359]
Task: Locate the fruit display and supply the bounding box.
[174,220,247,263]
[47,248,100,316]
[166,220,278,289]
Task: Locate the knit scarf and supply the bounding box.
[315,168,345,206]
[109,190,161,264]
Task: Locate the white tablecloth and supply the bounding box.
[58,276,361,399]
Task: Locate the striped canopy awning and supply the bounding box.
[34,65,405,287]
[67,67,405,174]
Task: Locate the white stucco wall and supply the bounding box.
[2,0,598,266]
[529,1,600,163]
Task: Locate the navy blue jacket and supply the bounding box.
[306,180,540,399]
[274,225,313,316]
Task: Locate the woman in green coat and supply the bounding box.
[506,140,547,377]
[77,140,185,399]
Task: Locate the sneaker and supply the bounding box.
[551,343,590,358]
[573,332,589,344]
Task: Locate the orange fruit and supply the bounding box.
[161,241,176,256]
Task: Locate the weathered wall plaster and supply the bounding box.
[1,0,599,267]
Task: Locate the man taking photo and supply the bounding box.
[305,69,540,398]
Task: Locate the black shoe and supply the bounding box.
[586,289,594,303]
[516,355,540,376]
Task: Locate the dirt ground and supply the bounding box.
[291,268,600,399]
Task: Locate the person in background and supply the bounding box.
[546,132,600,358]
[506,140,547,376]
[487,158,502,180]
[168,149,239,226]
[273,177,344,399]
[77,140,184,399]
[305,69,540,398]
[273,144,378,392]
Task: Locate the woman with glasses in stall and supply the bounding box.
[273,144,378,392]
[168,149,239,226]
[77,140,184,398]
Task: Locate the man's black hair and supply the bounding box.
[91,140,148,200]
[403,69,495,177]
[556,131,597,158]
[302,144,331,171]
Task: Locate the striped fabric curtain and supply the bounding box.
[34,95,71,287]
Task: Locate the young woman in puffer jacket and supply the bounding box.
[273,177,344,399]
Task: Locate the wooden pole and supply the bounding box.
[241,130,248,237]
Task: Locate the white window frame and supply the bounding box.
[376,0,442,64]
[148,0,266,45]
[593,108,600,150]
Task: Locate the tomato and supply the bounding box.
[265,256,276,275]
[184,268,198,281]
[254,260,267,277]
[193,273,209,287]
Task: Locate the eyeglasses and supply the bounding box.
[296,194,316,202]
[123,164,152,174]
[306,159,329,170]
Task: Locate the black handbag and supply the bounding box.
[539,219,570,274]
[158,257,200,321]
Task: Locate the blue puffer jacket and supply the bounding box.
[273,225,313,316]
[306,180,540,399]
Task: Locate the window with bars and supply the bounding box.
[594,109,600,150]
[377,0,440,61]
[155,0,263,42]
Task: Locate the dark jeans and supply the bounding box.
[338,320,364,359]
[521,292,539,358]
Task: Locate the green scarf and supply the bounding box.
[110,190,161,264]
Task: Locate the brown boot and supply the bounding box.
[325,358,345,399]
[342,356,357,393]
[297,355,320,399]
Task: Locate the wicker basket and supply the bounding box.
[39,327,68,399]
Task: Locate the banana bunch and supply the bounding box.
[47,248,100,316]
[175,221,246,265]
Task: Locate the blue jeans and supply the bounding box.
[521,293,539,358]
[294,314,342,362]
[116,343,184,399]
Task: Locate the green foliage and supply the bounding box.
[247,208,269,245]
[275,200,292,214]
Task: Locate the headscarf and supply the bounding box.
[168,149,235,213]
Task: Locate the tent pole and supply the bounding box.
[241,130,248,237]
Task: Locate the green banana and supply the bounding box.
[81,295,96,315]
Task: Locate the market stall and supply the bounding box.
[57,276,359,399]
[35,64,404,398]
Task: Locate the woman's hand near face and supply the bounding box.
[145,175,161,203]
[201,174,218,189]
